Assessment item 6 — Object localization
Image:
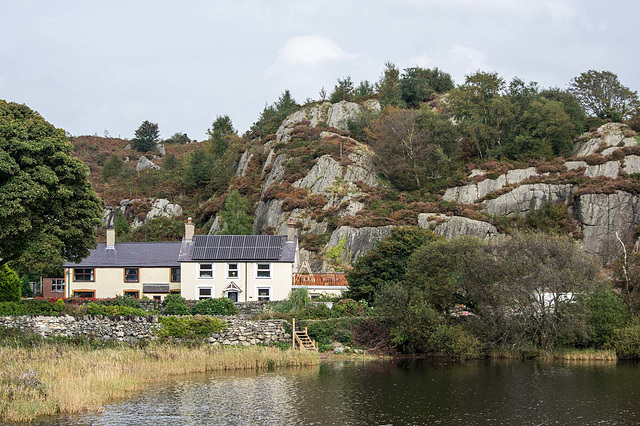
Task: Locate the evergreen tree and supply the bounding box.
[218,190,253,235]
[330,76,355,102]
[102,154,125,182]
[400,67,454,108]
[376,62,405,108]
[207,115,236,158]
[184,151,211,190]
[0,265,21,302]
[356,80,375,97]
[247,90,299,138]
[132,120,160,152]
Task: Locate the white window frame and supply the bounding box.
[256,286,271,301]
[226,263,239,279]
[197,286,213,300]
[198,263,214,279]
[255,263,272,280]
[51,278,65,292]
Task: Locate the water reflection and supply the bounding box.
[38,359,640,425]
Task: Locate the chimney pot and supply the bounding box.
[106,227,115,249]
[286,218,295,242]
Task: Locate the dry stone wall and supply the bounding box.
[0,316,290,346]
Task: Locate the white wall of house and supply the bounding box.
[66,267,176,299]
[180,261,293,302]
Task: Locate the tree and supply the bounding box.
[0,100,102,268]
[367,107,461,191]
[0,265,21,302]
[184,151,211,190]
[376,62,404,108]
[247,90,299,139]
[102,154,125,182]
[132,120,160,152]
[330,76,355,102]
[345,227,438,303]
[356,80,375,97]
[164,132,190,144]
[400,67,454,108]
[569,70,639,121]
[207,115,236,158]
[218,190,253,235]
[541,88,587,134]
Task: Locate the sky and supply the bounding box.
[1,0,638,140]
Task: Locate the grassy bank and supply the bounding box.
[0,343,319,423]
[489,348,618,361]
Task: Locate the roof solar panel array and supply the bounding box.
[191,235,284,260]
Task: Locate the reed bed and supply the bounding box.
[488,348,618,362]
[0,343,319,423]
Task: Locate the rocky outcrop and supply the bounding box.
[136,156,159,171]
[481,183,577,217]
[236,151,254,177]
[275,100,381,143]
[573,123,637,157]
[418,213,498,238]
[326,225,394,264]
[576,191,640,259]
[443,167,540,204]
[145,198,183,222]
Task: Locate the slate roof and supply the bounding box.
[64,236,297,268]
[63,242,182,268]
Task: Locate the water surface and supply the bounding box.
[39,359,640,425]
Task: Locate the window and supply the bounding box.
[256,263,271,279]
[199,263,214,279]
[51,279,65,293]
[257,288,270,301]
[124,290,140,299]
[171,267,181,283]
[227,263,239,279]
[73,290,95,298]
[74,268,94,282]
[198,287,212,300]
[124,268,139,283]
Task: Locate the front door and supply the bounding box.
[227,291,238,302]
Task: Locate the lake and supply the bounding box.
[37,358,640,425]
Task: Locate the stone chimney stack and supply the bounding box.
[106,227,115,249]
[185,217,195,242]
[286,218,296,243]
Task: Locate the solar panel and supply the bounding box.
[190,235,284,260]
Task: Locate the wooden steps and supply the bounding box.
[292,318,318,351]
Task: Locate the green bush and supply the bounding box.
[611,321,640,359]
[427,324,482,357]
[86,302,148,317]
[104,295,143,309]
[191,298,238,316]
[300,318,365,346]
[158,316,227,339]
[0,265,21,302]
[162,294,190,315]
[0,300,54,316]
[587,289,630,347]
[333,299,368,317]
[53,299,65,313]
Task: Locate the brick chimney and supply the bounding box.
[106,227,115,249]
[286,218,296,242]
[185,217,195,242]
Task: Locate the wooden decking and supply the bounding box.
[293,273,348,287]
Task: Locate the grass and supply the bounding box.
[488,348,617,362]
[0,343,320,423]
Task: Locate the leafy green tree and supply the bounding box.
[569,70,639,121]
[346,227,438,303]
[330,76,355,102]
[0,265,21,302]
[400,67,454,108]
[102,154,125,182]
[132,120,160,152]
[207,115,236,158]
[0,100,102,268]
[376,62,405,108]
[586,288,630,347]
[447,71,514,159]
[541,88,587,134]
[247,90,299,139]
[184,150,212,190]
[218,190,253,235]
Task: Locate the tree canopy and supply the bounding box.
[0,100,102,268]
[569,70,639,121]
[218,190,253,235]
[132,120,160,152]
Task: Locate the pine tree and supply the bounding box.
[377,62,405,108]
[132,121,160,152]
[218,191,253,235]
[0,265,21,302]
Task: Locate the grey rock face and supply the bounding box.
[136,156,159,171]
[443,167,539,204]
[236,151,254,177]
[208,216,222,235]
[156,143,166,156]
[326,225,394,264]
[576,191,640,259]
[145,198,183,222]
[418,213,498,238]
[481,183,577,216]
[573,123,637,157]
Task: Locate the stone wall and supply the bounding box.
[0,316,290,346]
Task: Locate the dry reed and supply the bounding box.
[0,343,319,423]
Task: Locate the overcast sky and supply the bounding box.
[1,0,638,140]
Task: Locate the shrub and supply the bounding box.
[333,299,367,317]
[427,323,482,357]
[86,303,148,317]
[612,321,640,359]
[0,265,21,302]
[104,295,143,309]
[53,299,65,313]
[191,298,238,316]
[158,316,227,339]
[0,300,54,316]
[162,294,190,315]
[300,318,365,346]
[587,290,630,347]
